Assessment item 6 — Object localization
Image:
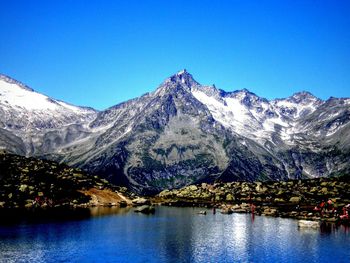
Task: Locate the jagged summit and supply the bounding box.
[272,91,320,104]
[229,88,261,99]
[164,69,199,88]
[290,91,319,101]
[292,90,315,97]
[176,69,188,75]
[160,71,323,104]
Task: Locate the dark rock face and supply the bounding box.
[0,71,350,194]
[0,128,26,155]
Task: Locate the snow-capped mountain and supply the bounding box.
[0,71,349,193]
[0,74,97,155]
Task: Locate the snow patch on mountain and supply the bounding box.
[191,89,294,143]
[0,79,58,110]
[0,75,93,114]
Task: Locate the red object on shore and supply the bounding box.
[250,204,256,214]
[313,206,320,211]
[339,205,350,222]
[340,214,349,220]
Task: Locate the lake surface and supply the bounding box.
[0,206,349,263]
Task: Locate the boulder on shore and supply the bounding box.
[289,196,302,203]
[118,200,128,207]
[220,207,233,214]
[132,197,150,206]
[134,205,155,214]
[298,220,320,229]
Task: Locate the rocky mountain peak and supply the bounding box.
[229,88,257,98]
[289,91,320,103]
[227,88,267,106]
[164,69,199,88]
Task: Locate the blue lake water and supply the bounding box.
[0,206,349,263]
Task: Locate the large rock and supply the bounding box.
[118,200,128,207]
[158,189,172,197]
[200,192,211,199]
[289,196,301,203]
[255,183,268,193]
[134,205,155,214]
[320,187,328,194]
[226,193,234,201]
[298,220,320,229]
[274,198,285,203]
[19,184,28,192]
[220,207,233,214]
[189,185,198,191]
[262,208,277,216]
[132,197,150,206]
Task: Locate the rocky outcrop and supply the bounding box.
[0,152,134,208]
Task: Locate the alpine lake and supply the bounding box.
[0,206,349,263]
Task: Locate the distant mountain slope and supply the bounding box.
[0,74,97,155]
[0,71,349,194]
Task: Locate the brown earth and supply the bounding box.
[81,188,132,206]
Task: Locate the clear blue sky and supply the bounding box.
[0,0,349,110]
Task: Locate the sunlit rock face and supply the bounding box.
[0,71,349,194]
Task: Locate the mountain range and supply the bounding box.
[0,70,349,194]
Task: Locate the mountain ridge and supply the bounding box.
[3,71,337,110]
[0,70,349,194]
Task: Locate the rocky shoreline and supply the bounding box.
[152,177,350,224]
[1,152,349,222]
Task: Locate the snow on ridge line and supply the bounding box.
[191,88,309,144]
[0,76,94,113]
[0,79,58,110]
[0,74,34,91]
[191,88,252,128]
